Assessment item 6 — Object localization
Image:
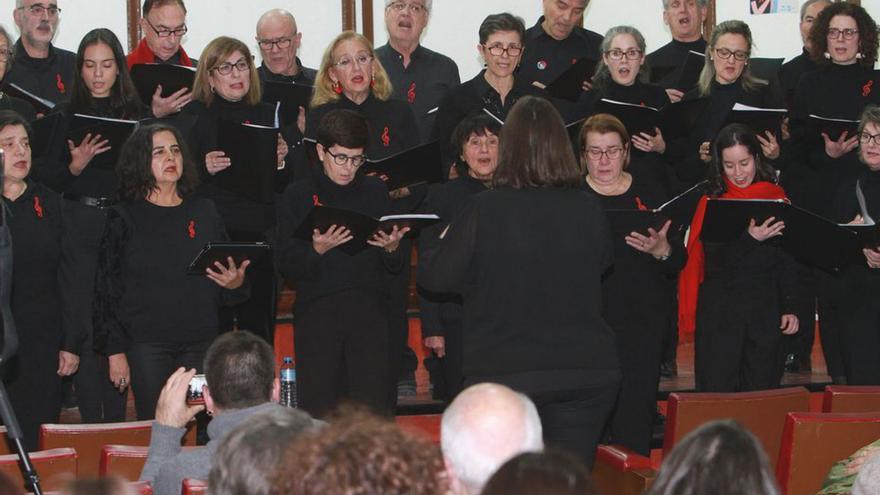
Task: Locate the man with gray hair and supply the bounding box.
[780,0,831,102]
[5,0,74,104]
[646,0,709,101]
[376,0,459,142]
[441,383,544,495]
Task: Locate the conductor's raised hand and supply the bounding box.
[68,133,111,176]
[625,220,672,259]
[632,128,666,154]
[780,314,799,335]
[313,224,353,255]
[206,256,250,289]
[756,131,780,159]
[151,85,192,118]
[155,367,205,428]
[823,131,859,159]
[747,216,785,242]
[205,151,232,175]
[368,225,410,252]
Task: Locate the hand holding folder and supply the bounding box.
[538,58,599,102]
[605,181,707,237]
[295,205,439,254]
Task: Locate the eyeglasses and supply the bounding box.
[212,58,250,76]
[257,37,293,51]
[388,1,427,14]
[17,3,61,17]
[714,47,749,61]
[606,49,643,61]
[325,149,366,168]
[483,44,523,57]
[0,49,12,62]
[827,28,859,40]
[144,17,188,38]
[585,146,624,160]
[334,54,373,69]
[860,132,880,146]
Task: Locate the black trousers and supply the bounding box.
[64,200,127,423]
[816,269,847,379]
[220,230,277,343]
[426,319,464,404]
[782,263,816,366]
[126,340,211,420]
[608,320,664,456]
[4,345,62,450]
[695,283,783,392]
[840,272,880,384]
[387,240,417,402]
[295,289,393,418]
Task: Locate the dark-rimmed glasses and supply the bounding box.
[144,17,187,38]
[326,149,366,168]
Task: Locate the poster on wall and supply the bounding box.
[750,0,798,15]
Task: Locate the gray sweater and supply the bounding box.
[140,402,282,495]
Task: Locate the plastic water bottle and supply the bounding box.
[280,356,297,408]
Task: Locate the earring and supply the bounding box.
[370,78,376,89]
[210,85,215,94]
[824,52,831,59]
[857,52,864,59]
[332,80,343,94]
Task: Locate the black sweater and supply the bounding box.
[417,174,488,338]
[646,38,708,90]
[5,181,79,354]
[586,172,686,329]
[784,63,880,216]
[276,172,402,311]
[184,97,279,234]
[93,197,249,355]
[418,187,619,379]
[4,40,75,104]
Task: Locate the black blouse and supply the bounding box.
[93,197,248,355]
[276,171,402,311]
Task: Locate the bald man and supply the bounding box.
[255,9,316,86]
[441,383,544,495]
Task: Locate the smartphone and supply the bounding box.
[187,374,207,405]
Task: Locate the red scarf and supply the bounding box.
[126,38,194,69]
[677,178,788,339]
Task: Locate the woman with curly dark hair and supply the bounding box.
[274,408,446,495]
[92,123,250,420]
[679,124,798,392]
[783,1,880,385]
[482,450,598,495]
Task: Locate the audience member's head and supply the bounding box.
[140,0,188,62]
[62,477,135,495]
[274,407,447,495]
[441,383,544,495]
[13,0,61,53]
[646,420,780,495]
[203,330,278,414]
[0,471,22,495]
[209,406,320,495]
[255,9,303,77]
[481,450,598,495]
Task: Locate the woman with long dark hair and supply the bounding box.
[680,123,798,392]
[419,96,619,468]
[93,123,249,420]
[38,28,149,423]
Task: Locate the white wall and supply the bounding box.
[3,0,876,76]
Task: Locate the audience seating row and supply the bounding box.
[592,385,880,495]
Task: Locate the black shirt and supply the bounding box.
[419,186,619,379]
[431,71,544,163]
[780,48,817,105]
[5,181,79,354]
[0,93,36,120]
[417,174,488,338]
[646,38,708,90]
[257,59,316,86]
[518,16,603,87]
[4,40,75,105]
[276,172,401,310]
[305,93,419,160]
[376,43,461,143]
[184,97,279,234]
[93,197,247,355]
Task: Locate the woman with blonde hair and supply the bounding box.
[183,36,288,344]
